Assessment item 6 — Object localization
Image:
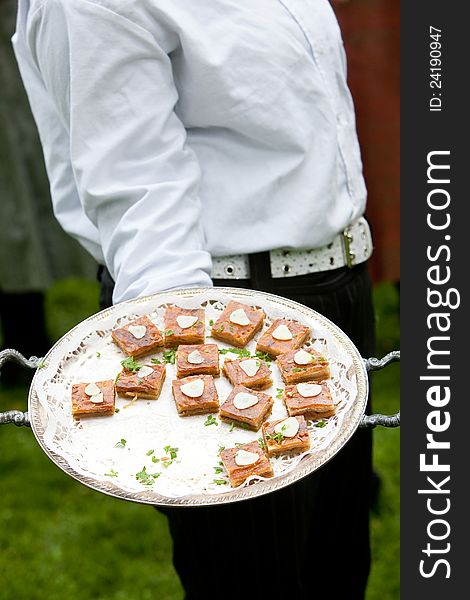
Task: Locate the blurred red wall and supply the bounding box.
[333,0,400,283]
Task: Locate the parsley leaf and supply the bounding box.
[204,415,218,427]
[276,388,284,399]
[115,439,127,448]
[96,352,101,358]
[165,329,174,336]
[151,357,161,364]
[213,479,228,486]
[146,449,155,456]
[209,319,214,326]
[121,357,140,373]
[136,466,160,486]
[266,432,284,443]
[104,469,118,478]
[218,347,251,358]
[315,420,327,428]
[258,437,267,451]
[162,348,176,364]
[213,466,224,474]
[254,351,272,363]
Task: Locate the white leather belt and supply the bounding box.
[211,217,373,280]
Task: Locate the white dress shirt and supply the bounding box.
[13,0,367,303]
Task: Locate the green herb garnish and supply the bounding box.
[104,469,118,477]
[37,360,46,369]
[162,348,176,364]
[151,357,161,364]
[229,421,235,433]
[115,408,120,413]
[292,368,302,373]
[218,347,251,358]
[214,466,224,474]
[276,388,284,399]
[258,437,267,450]
[121,357,140,373]
[164,446,179,460]
[266,432,284,443]
[213,479,228,486]
[209,319,214,326]
[146,449,155,456]
[115,438,127,448]
[254,351,272,363]
[152,456,160,463]
[96,352,101,358]
[136,466,160,486]
[315,420,327,428]
[165,329,174,336]
[204,415,218,427]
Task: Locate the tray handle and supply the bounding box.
[0,348,42,428]
[360,350,400,429]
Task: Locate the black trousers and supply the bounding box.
[98,257,375,600]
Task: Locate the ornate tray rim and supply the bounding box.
[28,286,369,507]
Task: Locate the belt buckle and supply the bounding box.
[342,229,356,268]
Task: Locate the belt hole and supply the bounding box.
[330,257,335,266]
[283,265,290,274]
[225,265,235,276]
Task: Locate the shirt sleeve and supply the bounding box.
[29,0,213,303]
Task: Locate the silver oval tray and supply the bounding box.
[28,287,368,506]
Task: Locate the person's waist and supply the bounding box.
[211,217,373,279]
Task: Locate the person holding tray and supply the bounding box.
[13,1,375,598]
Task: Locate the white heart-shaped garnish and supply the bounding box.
[180,379,205,398]
[128,325,146,339]
[294,349,313,365]
[233,391,259,410]
[187,350,204,365]
[138,365,154,378]
[90,392,104,404]
[229,308,250,326]
[176,315,199,329]
[296,383,322,398]
[274,416,299,438]
[272,324,293,341]
[84,383,101,396]
[234,449,260,466]
[224,351,240,361]
[239,359,260,377]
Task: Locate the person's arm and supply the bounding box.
[29,0,212,303]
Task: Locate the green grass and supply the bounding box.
[0,279,399,600]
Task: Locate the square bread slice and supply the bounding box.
[211,301,264,348]
[176,344,220,378]
[256,318,310,358]
[111,316,164,357]
[222,356,272,390]
[115,362,166,399]
[72,380,115,418]
[219,385,273,431]
[172,375,219,416]
[276,348,330,384]
[164,306,205,346]
[283,382,335,420]
[220,440,274,487]
[262,415,310,457]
